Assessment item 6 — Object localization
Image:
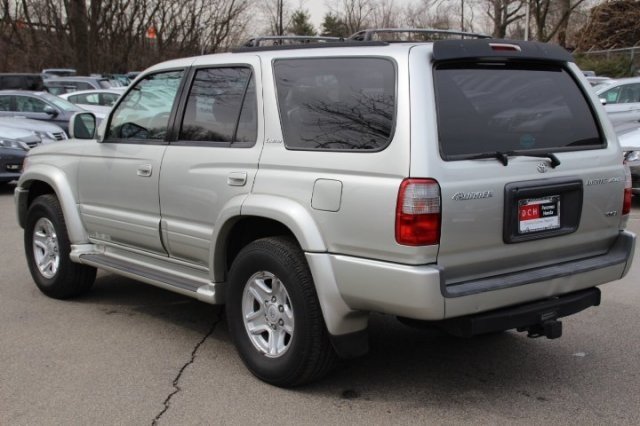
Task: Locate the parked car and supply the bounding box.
[0,124,41,148]
[616,123,640,195]
[59,88,125,116]
[41,68,77,78]
[15,31,635,387]
[586,76,613,88]
[595,77,640,125]
[0,90,86,133]
[0,138,28,184]
[44,76,115,95]
[0,117,68,144]
[0,73,46,91]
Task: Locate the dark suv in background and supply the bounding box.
[0,73,46,91]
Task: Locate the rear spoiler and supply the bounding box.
[433,39,573,63]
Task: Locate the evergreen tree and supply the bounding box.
[288,9,316,36]
[321,13,348,37]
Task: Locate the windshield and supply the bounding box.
[39,92,83,112]
[435,62,603,159]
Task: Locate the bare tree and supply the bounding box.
[484,0,525,38]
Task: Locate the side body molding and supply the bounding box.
[16,164,89,244]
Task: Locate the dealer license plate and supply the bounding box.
[518,196,560,234]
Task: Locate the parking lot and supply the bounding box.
[1,183,639,425]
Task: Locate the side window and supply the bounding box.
[618,83,640,103]
[15,96,48,113]
[603,87,621,104]
[75,82,92,91]
[273,57,396,151]
[81,93,100,105]
[68,95,80,103]
[102,93,119,106]
[108,70,184,141]
[0,96,11,111]
[179,67,257,145]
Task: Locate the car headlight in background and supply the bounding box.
[32,130,55,141]
[625,150,640,163]
[0,139,30,151]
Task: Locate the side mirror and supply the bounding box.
[69,112,97,139]
[600,98,607,106]
[43,105,59,116]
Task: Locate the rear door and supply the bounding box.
[158,56,263,268]
[410,44,625,288]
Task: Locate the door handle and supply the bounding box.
[137,164,153,177]
[227,172,247,186]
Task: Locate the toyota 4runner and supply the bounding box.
[15,30,636,386]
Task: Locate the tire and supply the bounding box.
[24,194,96,299]
[226,236,336,387]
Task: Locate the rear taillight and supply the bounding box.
[396,178,441,246]
[623,161,632,216]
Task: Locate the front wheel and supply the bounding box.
[226,237,336,387]
[24,194,96,299]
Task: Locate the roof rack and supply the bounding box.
[243,35,343,48]
[349,28,491,41]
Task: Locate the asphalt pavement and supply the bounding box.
[1,183,639,425]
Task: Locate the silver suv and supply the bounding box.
[15,31,636,386]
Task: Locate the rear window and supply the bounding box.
[274,57,396,151]
[434,62,603,159]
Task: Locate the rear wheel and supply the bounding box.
[226,236,336,387]
[24,194,96,299]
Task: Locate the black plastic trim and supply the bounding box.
[432,39,573,63]
[503,177,583,244]
[443,230,634,298]
[438,288,600,337]
[329,329,369,359]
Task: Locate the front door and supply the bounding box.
[78,69,186,254]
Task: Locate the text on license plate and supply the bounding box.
[518,196,560,233]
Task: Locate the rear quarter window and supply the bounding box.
[273,57,396,151]
[434,62,603,159]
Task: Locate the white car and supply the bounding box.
[59,88,125,118]
[596,77,640,125]
[0,117,67,145]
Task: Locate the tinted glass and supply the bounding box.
[99,80,112,89]
[15,96,48,113]
[108,70,183,141]
[435,63,602,158]
[180,67,256,144]
[274,58,395,151]
[41,92,81,111]
[102,93,119,106]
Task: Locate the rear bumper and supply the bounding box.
[438,287,600,337]
[330,230,635,321]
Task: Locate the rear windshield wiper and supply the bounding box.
[466,151,561,168]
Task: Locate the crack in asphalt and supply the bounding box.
[151,314,222,426]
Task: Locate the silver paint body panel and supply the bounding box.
[15,43,636,337]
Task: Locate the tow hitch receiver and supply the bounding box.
[436,288,600,338]
[518,319,563,339]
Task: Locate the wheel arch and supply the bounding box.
[17,165,89,243]
[211,194,327,283]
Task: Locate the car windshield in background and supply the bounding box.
[274,57,396,151]
[40,92,83,112]
[434,62,603,159]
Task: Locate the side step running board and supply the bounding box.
[78,253,222,304]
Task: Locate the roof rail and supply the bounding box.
[349,28,491,41]
[243,35,343,48]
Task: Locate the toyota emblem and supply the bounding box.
[537,163,548,173]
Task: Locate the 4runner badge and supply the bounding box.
[452,191,493,201]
